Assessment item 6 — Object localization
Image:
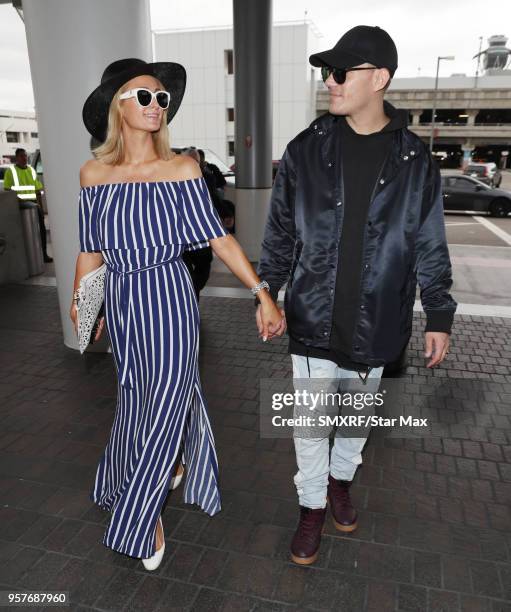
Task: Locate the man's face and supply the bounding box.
[324,62,388,116]
[16,151,28,167]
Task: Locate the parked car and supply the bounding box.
[441,174,511,217]
[463,162,502,187]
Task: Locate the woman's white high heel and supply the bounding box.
[141,516,165,571]
[169,463,184,490]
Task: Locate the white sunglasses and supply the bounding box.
[119,87,171,109]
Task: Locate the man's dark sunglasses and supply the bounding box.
[321,65,379,85]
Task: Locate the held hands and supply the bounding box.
[255,299,286,342]
[424,331,450,368]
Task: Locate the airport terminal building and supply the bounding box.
[152,20,323,166]
[0,109,39,163]
[153,26,511,170]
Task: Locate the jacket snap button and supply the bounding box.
[323,331,328,336]
[410,150,415,155]
[360,305,365,310]
[328,162,332,167]
[379,178,385,184]
[403,155,409,160]
[337,201,342,206]
[330,289,334,294]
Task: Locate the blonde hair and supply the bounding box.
[93,79,173,165]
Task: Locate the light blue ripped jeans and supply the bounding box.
[291,354,384,509]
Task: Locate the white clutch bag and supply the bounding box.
[76,263,106,354]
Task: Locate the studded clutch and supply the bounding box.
[76,264,106,354]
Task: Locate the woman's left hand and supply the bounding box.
[94,316,106,342]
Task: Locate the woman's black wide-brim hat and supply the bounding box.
[82,58,186,143]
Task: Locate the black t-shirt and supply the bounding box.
[288,115,394,371]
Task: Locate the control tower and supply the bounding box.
[474,34,511,74]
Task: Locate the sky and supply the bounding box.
[1,0,510,111]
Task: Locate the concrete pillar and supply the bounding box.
[232,0,273,261]
[466,110,479,125]
[461,140,474,169]
[21,0,151,350]
[411,110,422,126]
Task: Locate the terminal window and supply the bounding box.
[225,49,234,75]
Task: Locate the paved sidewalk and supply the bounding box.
[0,284,510,612]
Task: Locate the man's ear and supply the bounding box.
[375,67,391,92]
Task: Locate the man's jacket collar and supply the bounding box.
[309,100,423,188]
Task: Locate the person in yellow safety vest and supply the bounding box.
[3,147,53,262]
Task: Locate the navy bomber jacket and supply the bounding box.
[257,101,457,367]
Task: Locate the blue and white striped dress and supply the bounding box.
[78,177,228,559]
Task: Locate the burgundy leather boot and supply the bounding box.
[290,505,327,565]
[327,474,358,532]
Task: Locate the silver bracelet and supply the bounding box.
[250,280,270,296]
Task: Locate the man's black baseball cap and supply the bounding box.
[309,25,398,77]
